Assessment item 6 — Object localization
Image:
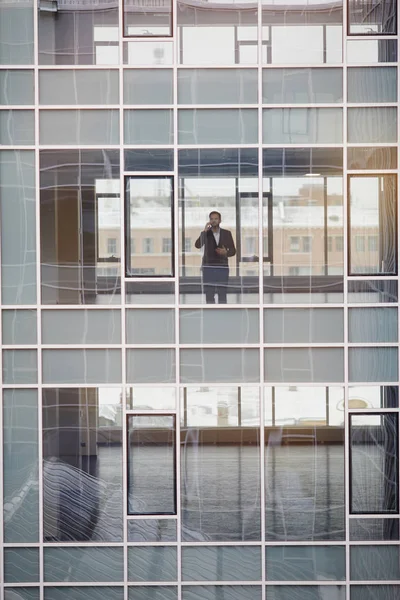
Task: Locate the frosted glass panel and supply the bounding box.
[263,108,342,143]
[348,108,397,143]
[4,548,39,583]
[128,547,177,581]
[0,151,36,304]
[124,109,173,144]
[39,70,119,105]
[39,110,119,145]
[42,349,122,384]
[126,309,175,344]
[42,310,121,344]
[351,546,400,580]
[263,68,343,104]
[2,310,37,344]
[265,348,344,383]
[178,69,258,104]
[180,309,259,344]
[3,390,39,542]
[266,546,345,581]
[349,348,398,382]
[182,547,261,581]
[0,3,34,64]
[348,67,397,103]
[180,349,260,383]
[44,547,123,582]
[0,70,34,104]
[0,110,34,144]
[178,109,258,144]
[264,309,344,343]
[349,308,398,343]
[124,70,173,104]
[127,349,176,383]
[3,350,37,384]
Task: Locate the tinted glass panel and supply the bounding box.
[266,546,345,580]
[348,0,397,34]
[350,585,400,600]
[348,147,397,170]
[264,308,344,343]
[351,545,400,580]
[128,547,177,581]
[124,0,172,36]
[181,349,260,383]
[179,69,258,104]
[179,109,258,145]
[127,519,177,542]
[349,348,398,382]
[125,149,174,172]
[0,110,34,145]
[263,109,342,144]
[266,587,345,600]
[182,546,261,581]
[350,518,400,541]
[44,547,123,582]
[0,1,34,64]
[39,70,119,105]
[264,349,344,383]
[347,39,397,63]
[125,109,173,144]
[2,309,37,345]
[348,67,397,103]
[124,70,173,105]
[348,107,397,143]
[127,349,176,383]
[3,350,37,384]
[42,310,121,345]
[180,309,259,344]
[39,110,119,145]
[42,350,122,384]
[263,69,342,104]
[0,70,34,104]
[183,587,261,600]
[349,307,398,343]
[126,309,175,344]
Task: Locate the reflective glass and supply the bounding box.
[347,39,397,63]
[128,589,177,600]
[0,110,34,145]
[3,350,37,384]
[181,387,260,540]
[350,586,400,600]
[128,547,177,581]
[178,0,258,65]
[347,147,397,170]
[127,387,176,411]
[348,0,397,34]
[349,175,397,275]
[3,390,39,543]
[125,109,173,144]
[181,349,260,383]
[266,546,345,580]
[350,414,398,514]
[5,590,39,600]
[44,547,123,582]
[178,69,258,104]
[263,109,343,144]
[350,518,400,541]
[351,545,400,580]
[349,348,398,382]
[126,281,175,304]
[349,307,398,343]
[0,70,34,105]
[348,107,397,143]
[40,150,121,304]
[128,415,176,515]
[124,0,172,36]
[38,7,119,65]
[126,309,175,344]
[124,70,173,105]
[39,110,119,145]
[262,0,342,65]
[125,149,174,172]
[180,309,259,344]
[42,310,122,344]
[44,588,123,600]
[266,587,345,600]
[182,586,261,600]
[42,350,122,384]
[348,67,397,103]
[265,388,345,540]
[125,177,174,276]
[264,308,344,343]
[2,310,37,345]
[182,546,262,581]
[39,70,119,105]
[42,388,123,542]
[262,69,342,104]
[265,349,344,383]
[348,386,399,410]
[348,280,398,303]
[127,519,177,542]
[124,41,173,65]
[0,0,34,64]
[179,148,259,305]
[179,109,258,145]
[127,349,176,383]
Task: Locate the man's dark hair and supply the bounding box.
[209,211,222,220]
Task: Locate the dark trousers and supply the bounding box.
[202,265,229,304]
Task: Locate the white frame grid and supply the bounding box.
[1,0,400,599]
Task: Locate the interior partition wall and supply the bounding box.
[1,1,400,600]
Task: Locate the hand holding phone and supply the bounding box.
[204,222,212,231]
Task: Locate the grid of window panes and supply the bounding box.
[0,1,399,600]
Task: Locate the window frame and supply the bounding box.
[123,0,173,38]
[125,175,175,278]
[347,0,397,36]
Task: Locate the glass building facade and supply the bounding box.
[0,0,400,598]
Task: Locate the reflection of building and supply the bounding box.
[1,0,400,597]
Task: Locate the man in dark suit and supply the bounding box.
[195,211,236,304]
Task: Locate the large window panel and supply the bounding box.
[349,307,398,343]
[40,150,121,304]
[179,109,258,145]
[348,386,399,410]
[349,175,397,275]
[350,518,400,541]
[127,349,176,383]
[38,5,119,65]
[347,39,397,63]
[348,107,397,143]
[123,41,173,66]
[39,70,119,105]
[348,0,397,35]
[263,108,343,144]
[182,587,261,600]
[39,110,119,145]
[349,348,398,382]
[0,70,34,105]
[264,308,344,343]
[124,70,173,105]
[126,309,175,344]
[180,309,259,344]
[347,147,397,170]
[42,310,122,345]
[262,0,343,65]
[178,0,258,65]
[128,415,176,515]
[265,387,345,540]
[351,546,400,580]
[178,69,258,105]
[266,546,345,581]
[265,348,344,383]
[2,310,37,345]
[266,587,345,599]
[347,67,397,103]
[0,110,34,145]
[42,350,122,384]
[126,176,174,277]
[0,0,34,64]
[44,588,123,600]
[350,413,398,514]
[124,109,173,144]
[262,68,343,104]
[3,349,37,384]
[181,387,260,541]
[3,390,39,543]
[180,349,260,383]
[42,388,123,542]
[182,546,261,581]
[124,0,172,37]
[348,280,398,303]
[44,547,124,582]
[0,151,36,304]
[4,548,39,583]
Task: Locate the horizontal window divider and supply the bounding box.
[262,63,345,68]
[177,64,260,69]
[347,581,400,586]
[126,514,177,521]
[42,542,124,547]
[348,408,400,413]
[0,65,34,69]
[180,541,262,547]
[41,582,124,587]
[265,381,346,386]
[177,344,261,349]
[347,103,398,108]
[347,275,398,280]
[345,142,399,148]
[346,35,398,40]
[177,143,260,149]
[0,105,35,110]
[262,104,344,109]
[124,144,174,149]
[37,65,121,70]
[179,305,261,309]
[38,305,124,310]
[124,171,174,176]
[40,383,124,388]
[125,277,175,283]
[348,540,400,545]
[3,584,38,588]
[263,343,345,348]
[177,104,258,109]
[122,37,173,44]
[40,344,123,349]
[127,542,178,546]
[126,409,176,415]
[348,514,400,519]
[127,583,178,587]
[123,105,173,109]
[347,343,398,347]
[347,381,400,386]
[261,143,342,148]
[125,304,176,309]
[3,543,41,547]
[348,170,398,174]
[0,145,34,149]
[122,64,173,70]
[37,145,121,150]
[263,582,345,587]
[1,384,39,389]
[262,304,346,309]
[347,62,399,67]
[179,582,262,587]
[2,345,38,349]
[39,105,121,110]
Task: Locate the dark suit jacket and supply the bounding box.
[195,228,236,267]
